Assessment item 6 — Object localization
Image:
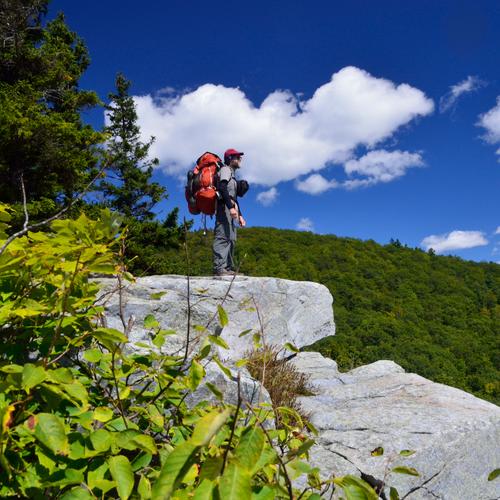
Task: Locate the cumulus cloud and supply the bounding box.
[295,149,423,193]
[256,187,279,206]
[296,174,338,195]
[439,76,485,113]
[421,230,488,254]
[478,98,500,157]
[344,149,424,186]
[132,66,433,186]
[296,217,314,232]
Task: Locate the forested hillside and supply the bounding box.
[139,227,500,405]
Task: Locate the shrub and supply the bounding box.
[0,203,388,499]
[245,344,312,425]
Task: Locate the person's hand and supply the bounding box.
[239,215,246,227]
[229,207,238,219]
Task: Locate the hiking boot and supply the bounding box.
[226,269,245,276]
[213,269,233,277]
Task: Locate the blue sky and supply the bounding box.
[51,0,500,262]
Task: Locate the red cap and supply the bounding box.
[224,148,244,163]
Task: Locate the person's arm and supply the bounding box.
[235,199,243,217]
[218,180,234,210]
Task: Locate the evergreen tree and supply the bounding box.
[101,73,165,220]
[0,0,103,213]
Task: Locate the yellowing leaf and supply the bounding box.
[392,466,419,477]
[94,407,114,422]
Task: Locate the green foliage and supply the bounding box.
[0,2,103,211]
[99,73,166,221]
[147,227,500,405]
[0,205,390,499]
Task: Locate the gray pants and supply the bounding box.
[213,212,237,273]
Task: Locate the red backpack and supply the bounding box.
[185,152,223,215]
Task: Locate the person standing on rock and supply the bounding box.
[213,148,249,276]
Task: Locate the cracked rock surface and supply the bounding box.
[96,275,335,361]
[97,275,499,499]
[292,352,500,499]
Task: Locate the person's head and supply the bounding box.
[224,148,244,168]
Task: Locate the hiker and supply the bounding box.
[213,148,248,276]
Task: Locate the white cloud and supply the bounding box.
[132,66,433,187]
[439,76,485,113]
[421,230,488,254]
[495,226,500,235]
[296,174,338,195]
[344,149,424,186]
[256,187,279,206]
[295,149,423,193]
[478,98,500,157]
[296,217,314,232]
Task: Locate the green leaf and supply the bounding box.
[199,342,212,359]
[252,333,261,348]
[0,364,23,373]
[94,407,114,422]
[333,475,379,500]
[205,382,223,401]
[370,446,384,457]
[213,356,232,378]
[191,409,232,446]
[62,381,88,405]
[487,468,500,481]
[283,342,299,353]
[83,348,102,363]
[218,462,251,500]
[391,466,419,477]
[151,441,198,499]
[138,475,152,499]
[92,327,128,347]
[109,455,134,500]
[287,458,312,479]
[115,430,142,450]
[144,314,160,329]
[238,329,253,338]
[251,485,275,500]
[252,447,277,475]
[150,291,167,300]
[34,413,69,455]
[22,364,46,391]
[193,479,214,500]
[399,449,416,457]
[389,487,400,500]
[286,439,315,459]
[60,487,94,500]
[208,335,229,349]
[152,330,176,348]
[188,359,206,391]
[217,305,229,327]
[131,452,153,472]
[132,434,158,455]
[87,461,110,490]
[200,456,223,481]
[90,429,113,452]
[235,359,248,368]
[234,426,265,471]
